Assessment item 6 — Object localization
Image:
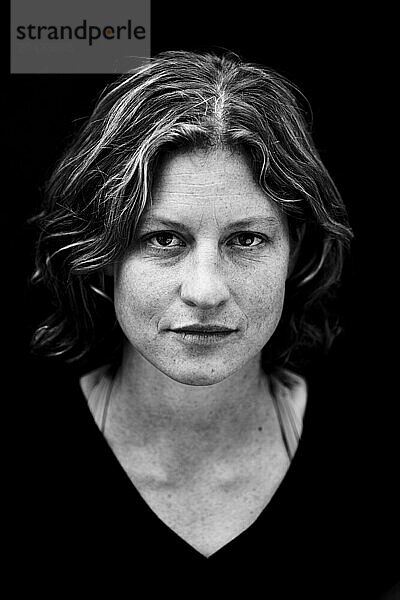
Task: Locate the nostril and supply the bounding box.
[179,276,230,309]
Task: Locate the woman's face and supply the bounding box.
[113,148,291,385]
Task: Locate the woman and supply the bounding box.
[24,50,376,596]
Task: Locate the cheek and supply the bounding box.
[240,255,289,329]
[113,262,171,331]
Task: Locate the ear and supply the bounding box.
[287,224,305,279]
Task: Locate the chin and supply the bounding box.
[162,366,233,387]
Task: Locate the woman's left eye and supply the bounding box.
[228,233,266,248]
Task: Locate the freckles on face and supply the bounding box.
[115,241,288,338]
[232,240,290,338]
[112,148,291,382]
[114,262,166,341]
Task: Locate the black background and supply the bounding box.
[8,3,398,595]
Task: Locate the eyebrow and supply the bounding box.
[140,215,280,230]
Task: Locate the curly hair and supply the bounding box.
[29,49,353,373]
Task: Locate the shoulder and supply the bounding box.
[269,367,308,423]
[79,364,111,399]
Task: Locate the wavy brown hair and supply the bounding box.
[29,49,353,373]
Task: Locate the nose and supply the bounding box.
[179,243,230,309]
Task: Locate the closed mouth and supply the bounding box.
[172,329,235,335]
[176,330,233,334]
[171,325,236,334]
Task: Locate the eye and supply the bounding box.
[141,232,185,249]
[228,233,266,248]
[139,231,267,252]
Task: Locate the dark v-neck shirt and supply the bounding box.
[16,355,398,598]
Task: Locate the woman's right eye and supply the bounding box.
[141,232,185,249]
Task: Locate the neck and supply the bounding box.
[107,345,278,470]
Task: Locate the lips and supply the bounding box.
[171,324,236,333]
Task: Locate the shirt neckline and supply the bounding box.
[72,368,314,560]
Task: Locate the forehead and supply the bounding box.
[148,148,282,224]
